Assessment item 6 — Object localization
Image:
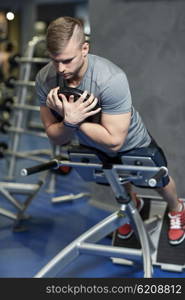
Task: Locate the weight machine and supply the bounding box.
[21,144,174,278]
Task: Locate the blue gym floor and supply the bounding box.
[0,133,185,278]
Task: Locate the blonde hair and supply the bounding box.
[46,16,85,55]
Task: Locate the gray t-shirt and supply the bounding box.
[35,54,151,155]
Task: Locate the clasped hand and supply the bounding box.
[46,87,101,125]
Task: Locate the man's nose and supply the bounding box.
[57,62,65,73]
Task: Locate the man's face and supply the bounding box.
[50,38,89,81]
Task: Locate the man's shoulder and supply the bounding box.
[89,54,123,70]
[88,54,126,84]
[36,61,56,84]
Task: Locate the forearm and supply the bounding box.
[46,121,75,145]
[79,122,126,152]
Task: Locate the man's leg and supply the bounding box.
[117,138,185,245]
[156,176,181,211]
[118,177,185,245]
[156,176,185,245]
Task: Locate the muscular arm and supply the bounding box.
[79,112,131,152]
[40,106,75,145]
[39,81,131,151]
[40,103,130,151]
[39,87,101,146]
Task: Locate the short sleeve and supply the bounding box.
[35,71,50,106]
[100,72,132,114]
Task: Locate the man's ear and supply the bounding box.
[82,42,89,57]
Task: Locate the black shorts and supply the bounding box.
[119,137,170,188]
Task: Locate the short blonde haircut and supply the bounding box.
[46,16,85,55]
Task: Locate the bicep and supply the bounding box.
[101,112,131,137]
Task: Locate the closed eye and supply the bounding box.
[52,57,74,64]
[61,58,73,64]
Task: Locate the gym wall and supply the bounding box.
[89,0,185,197]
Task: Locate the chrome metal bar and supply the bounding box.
[34,211,127,278]
[0,182,40,192]
[13,103,40,111]
[0,207,17,220]
[7,127,47,138]
[0,186,24,210]
[7,36,46,179]
[79,242,142,260]
[104,168,153,278]
[15,57,49,64]
[125,203,153,277]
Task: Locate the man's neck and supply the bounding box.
[67,56,88,87]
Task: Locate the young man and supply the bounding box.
[35,16,185,246]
